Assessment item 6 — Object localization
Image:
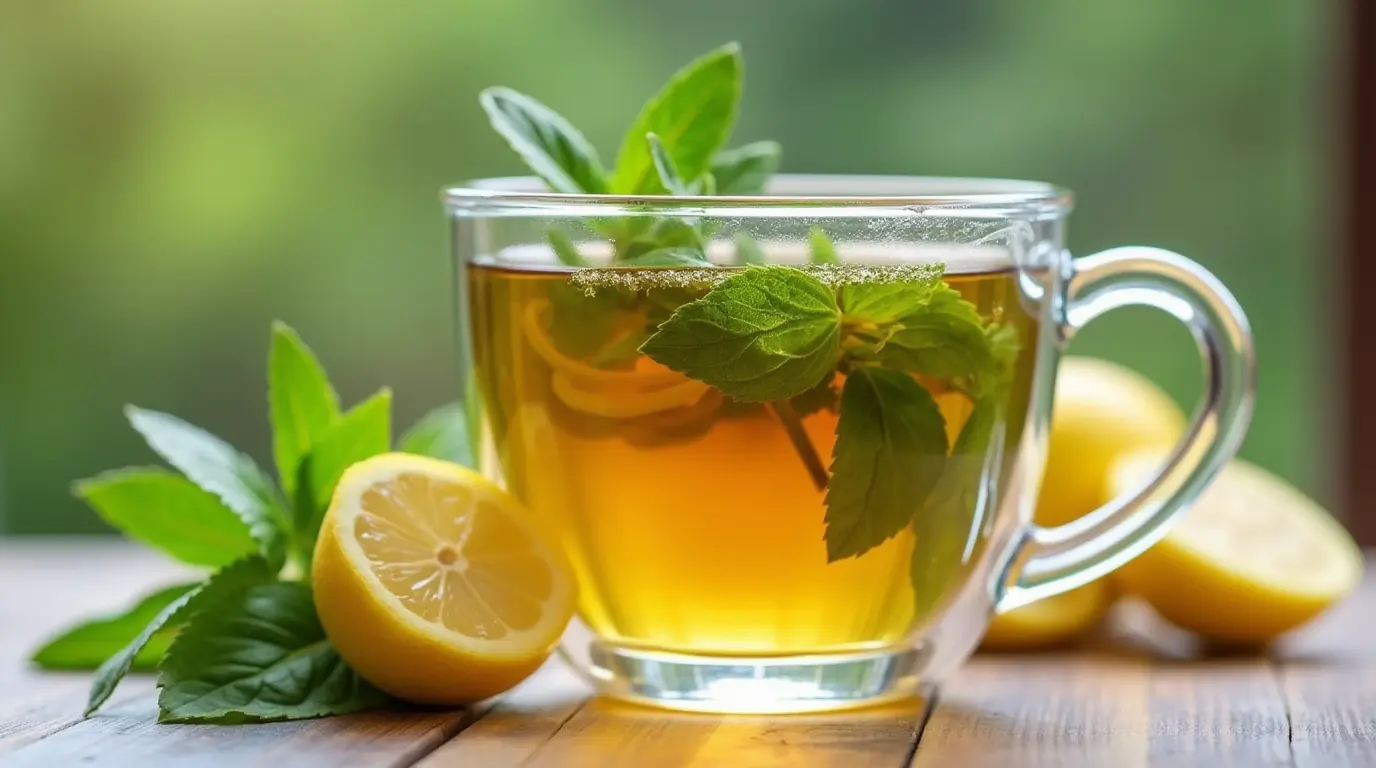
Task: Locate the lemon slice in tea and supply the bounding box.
[312,454,575,704]
[1110,452,1362,645]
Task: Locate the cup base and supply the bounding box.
[581,639,927,714]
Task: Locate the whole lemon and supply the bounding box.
[1035,357,1187,526]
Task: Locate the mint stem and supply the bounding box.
[768,400,829,492]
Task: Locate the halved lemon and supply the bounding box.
[1111,452,1363,645]
[312,454,575,704]
[981,579,1112,650]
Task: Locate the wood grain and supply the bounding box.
[6,541,1376,766]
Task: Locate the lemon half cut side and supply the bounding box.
[313,453,575,704]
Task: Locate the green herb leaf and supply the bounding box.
[158,581,390,723]
[546,230,588,268]
[824,367,948,561]
[640,265,840,402]
[268,322,342,503]
[839,266,945,325]
[296,389,392,546]
[126,407,286,564]
[910,397,1002,616]
[621,219,706,261]
[611,43,742,194]
[620,247,713,268]
[480,87,608,194]
[74,469,257,568]
[711,141,781,194]
[400,401,473,467]
[647,133,695,196]
[31,583,197,671]
[86,556,274,716]
[867,285,997,384]
[733,233,767,265]
[808,226,841,265]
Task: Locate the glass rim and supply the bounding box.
[442,174,1074,217]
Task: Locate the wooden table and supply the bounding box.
[2,541,1373,767]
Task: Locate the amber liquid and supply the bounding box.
[466,257,1040,656]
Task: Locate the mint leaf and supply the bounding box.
[158,581,390,723]
[611,43,742,194]
[712,141,781,194]
[126,407,286,563]
[480,87,608,194]
[911,397,1002,616]
[86,556,274,716]
[809,226,841,265]
[74,469,257,568]
[268,322,342,503]
[647,133,695,196]
[731,233,766,266]
[400,401,473,467]
[297,389,391,546]
[640,265,840,402]
[31,583,197,671]
[620,247,712,268]
[824,367,948,561]
[840,266,945,325]
[546,230,588,268]
[621,219,706,261]
[866,285,996,385]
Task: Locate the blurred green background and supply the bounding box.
[0,0,1335,534]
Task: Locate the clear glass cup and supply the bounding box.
[443,175,1254,714]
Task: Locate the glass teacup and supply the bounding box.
[445,175,1254,714]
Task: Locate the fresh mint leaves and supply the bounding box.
[74,469,259,568]
[158,581,389,723]
[712,141,782,195]
[85,555,276,716]
[479,87,609,194]
[640,266,842,402]
[269,320,343,503]
[611,43,742,195]
[32,322,473,725]
[31,583,198,671]
[637,253,1019,562]
[825,367,950,561]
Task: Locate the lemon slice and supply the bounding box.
[312,453,575,704]
[1110,453,1363,645]
[981,579,1112,650]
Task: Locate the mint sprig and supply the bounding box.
[638,256,1017,563]
[479,43,783,369]
[30,322,475,724]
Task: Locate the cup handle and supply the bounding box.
[994,246,1257,612]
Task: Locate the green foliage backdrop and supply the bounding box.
[0,0,1335,533]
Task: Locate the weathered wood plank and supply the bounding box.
[912,653,1152,768]
[683,697,928,768]
[414,661,589,767]
[422,661,927,768]
[0,541,189,754]
[1274,566,1376,767]
[0,692,476,768]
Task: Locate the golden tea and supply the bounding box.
[465,245,1039,657]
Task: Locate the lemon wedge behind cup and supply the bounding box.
[981,580,1113,650]
[1111,453,1362,645]
[313,454,576,704]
